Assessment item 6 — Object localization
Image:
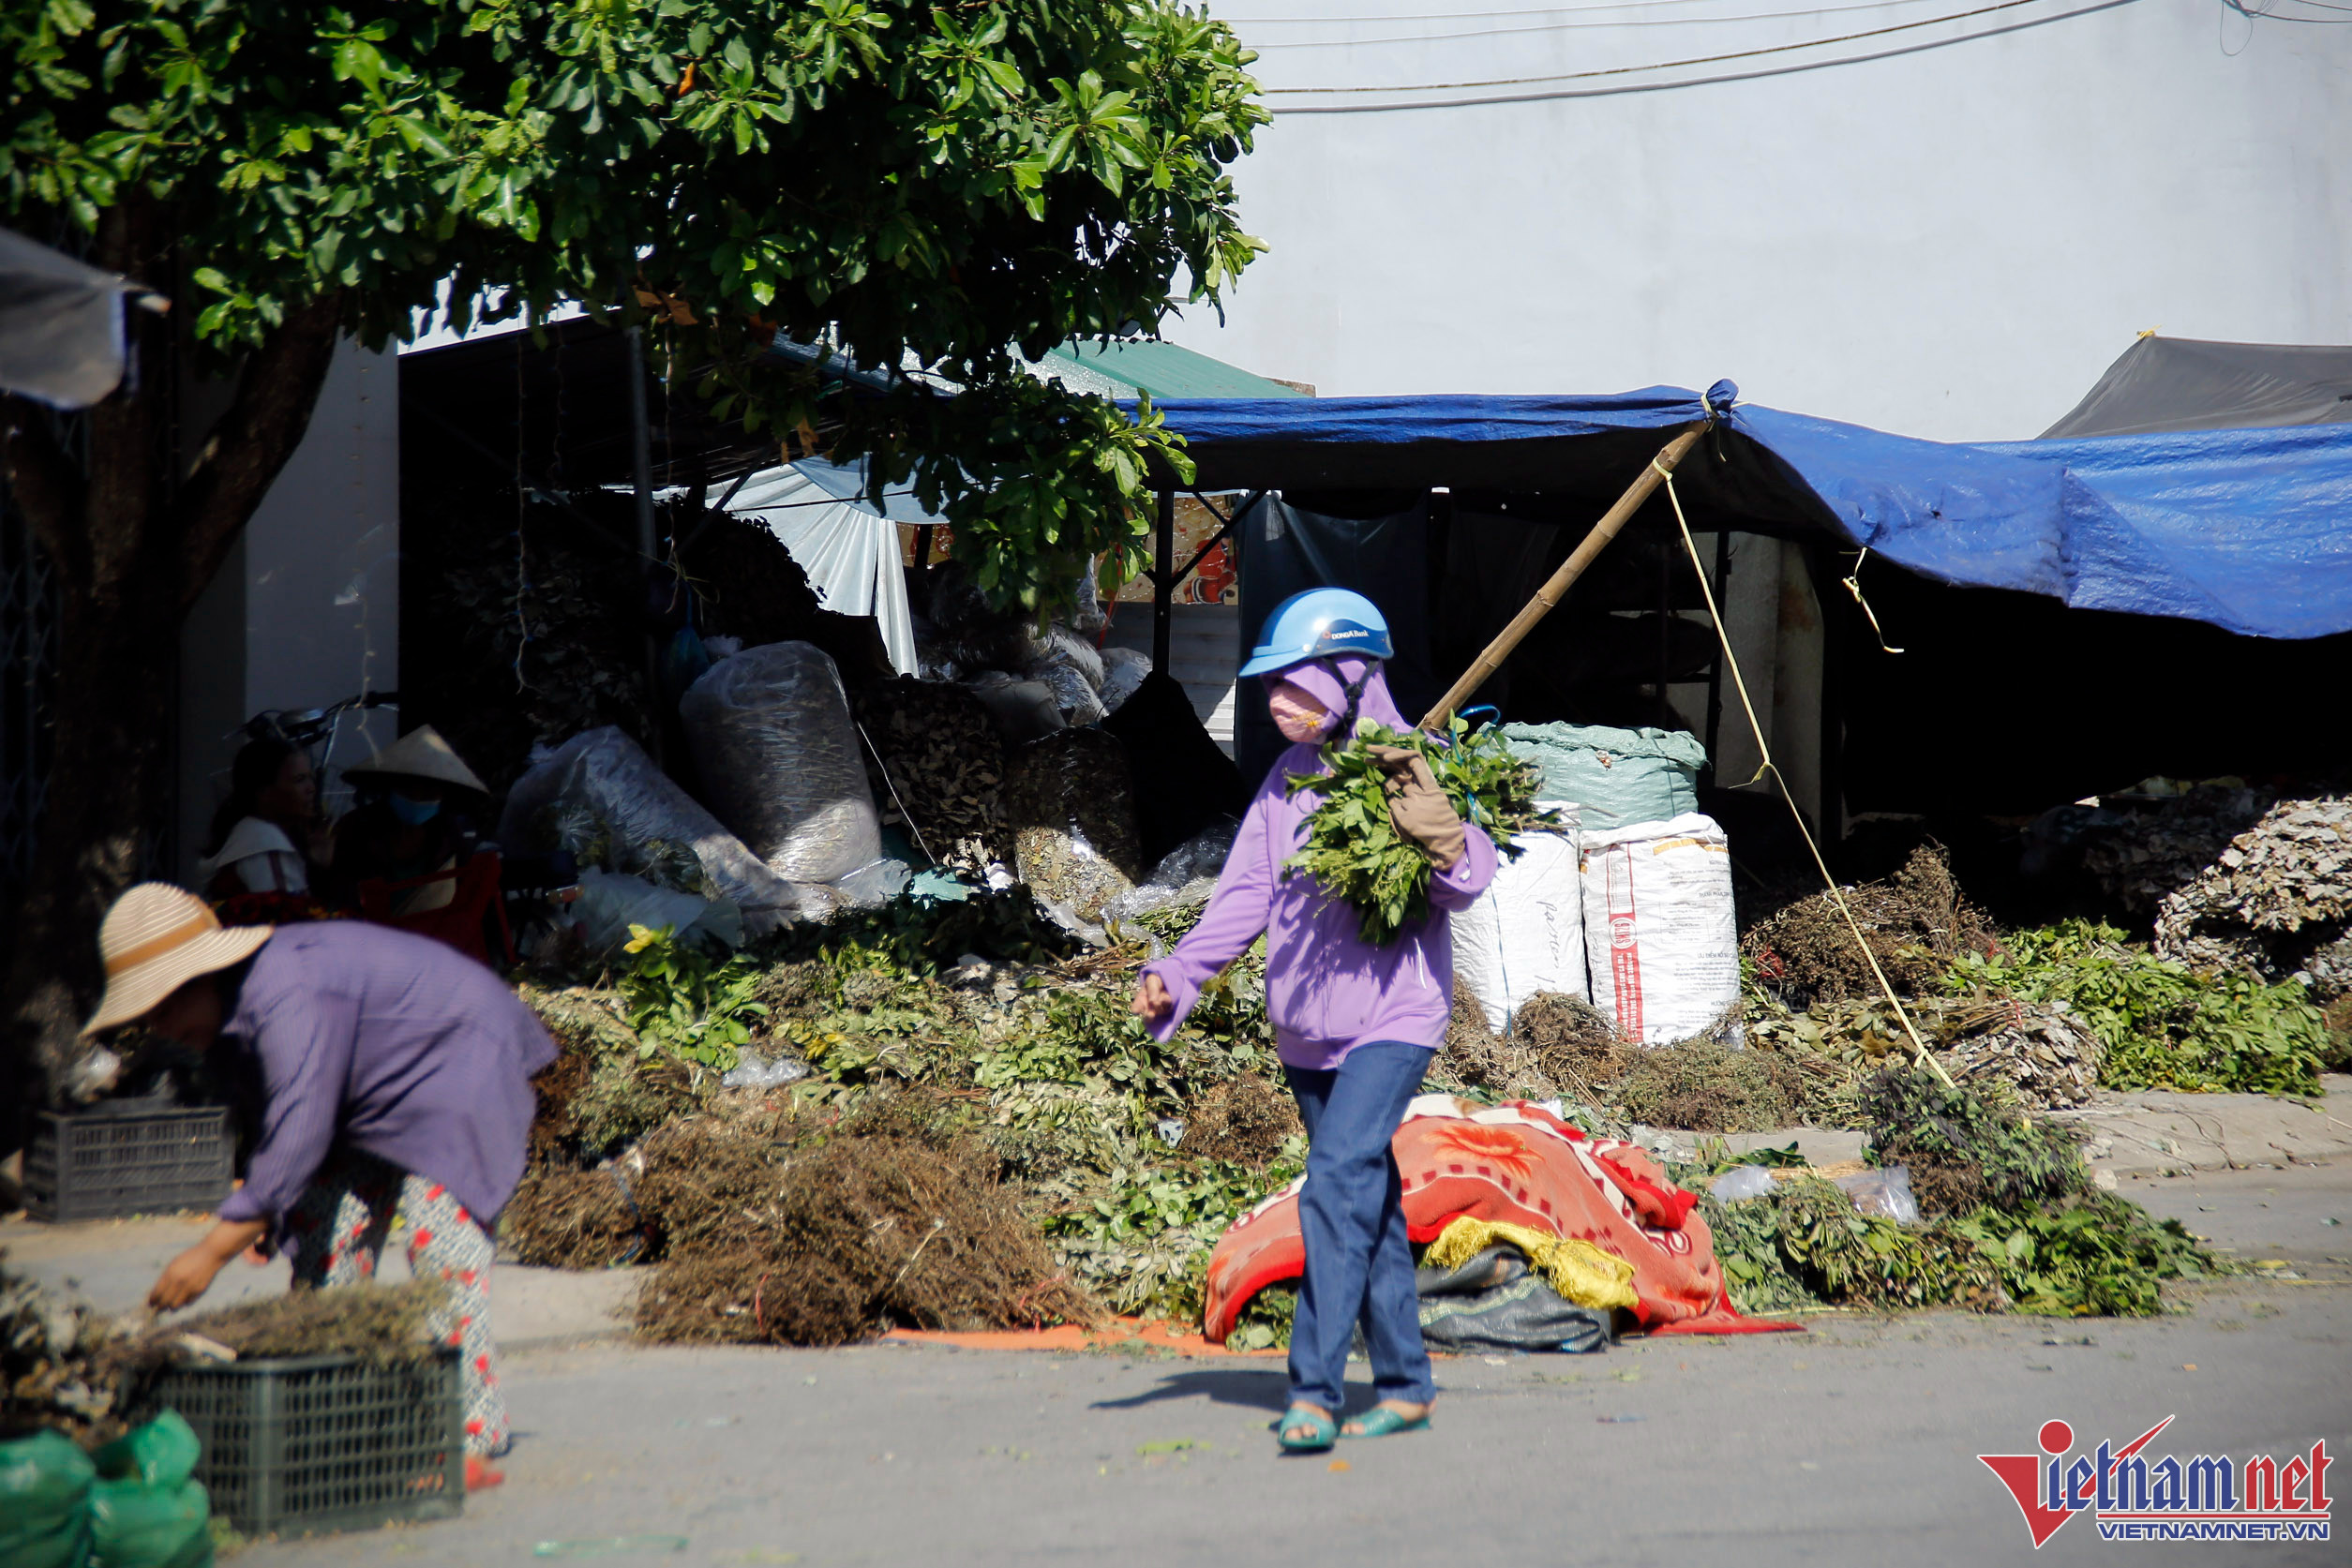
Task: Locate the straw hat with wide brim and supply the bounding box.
[342,724,488,794]
[82,883,273,1037]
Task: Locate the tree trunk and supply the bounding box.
[0,533,184,1118]
[0,202,343,1139]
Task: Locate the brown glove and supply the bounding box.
[1363,744,1466,871]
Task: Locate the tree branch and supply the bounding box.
[0,396,88,593]
[175,290,347,613]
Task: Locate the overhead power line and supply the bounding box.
[1248,0,1968,46]
[1270,0,2085,91]
[1246,2,1779,20]
[1266,0,2144,111]
[2225,0,2352,18]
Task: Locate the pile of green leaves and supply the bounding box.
[1283,716,1559,945]
[757,888,1077,978]
[1700,1182,2219,1320]
[616,924,769,1072]
[1948,1198,2216,1317]
[1945,920,2325,1096]
[1863,1066,2088,1216]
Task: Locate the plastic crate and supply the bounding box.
[22,1104,232,1222]
[154,1350,464,1538]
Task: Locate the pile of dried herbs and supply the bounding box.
[505,892,1302,1334]
[1284,716,1559,945]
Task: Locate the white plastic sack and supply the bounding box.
[572,868,743,955]
[1098,647,1151,714]
[680,641,882,885]
[1580,813,1739,1046]
[499,726,813,935]
[1451,806,1585,1035]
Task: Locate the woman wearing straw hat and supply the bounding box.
[86,882,555,1490]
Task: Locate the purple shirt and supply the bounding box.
[1143,740,1497,1069]
[214,921,555,1237]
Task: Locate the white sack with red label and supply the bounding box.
[1580,813,1738,1046]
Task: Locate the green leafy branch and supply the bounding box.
[1282,716,1561,945]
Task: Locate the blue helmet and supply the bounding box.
[1238,588,1393,678]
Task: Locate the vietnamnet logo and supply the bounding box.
[1979,1417,2332,1546]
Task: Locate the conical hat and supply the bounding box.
[342,724,488,793]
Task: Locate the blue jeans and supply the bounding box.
[1282,1042,1436,1414]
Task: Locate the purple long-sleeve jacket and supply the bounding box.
[1142,660,1497,1069]
[214,921,556,1242]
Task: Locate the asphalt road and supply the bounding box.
[234,1161,2349,1568]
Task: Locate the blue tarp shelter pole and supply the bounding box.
[1418,422,1713,729]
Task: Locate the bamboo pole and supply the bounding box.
[1418,421,1712,732]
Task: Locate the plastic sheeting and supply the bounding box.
[679,641,882,885]
[2041,336,2352,439]
[715,455,922,674]
[1146,382,2352,641]
[0,226,134,410]
[498,725,818,933]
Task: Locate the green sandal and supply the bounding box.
[1274,1405,1338,1452]
[1341,1406,1431,1440]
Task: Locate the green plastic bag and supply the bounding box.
[1501,722,1706,829]
[88,1413,211,1568]
[0,1427,96,1568]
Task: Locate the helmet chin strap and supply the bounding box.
[1326,662,1373,740]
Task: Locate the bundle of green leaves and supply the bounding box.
[1283,716,1559,945]
[1699,1181,2218,1319]
[1862,1066,2088,1216]
[1945,920,2326,1097]
[617,924,769,1072]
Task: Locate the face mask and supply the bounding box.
[387,793,442,826]
[1268,679,1332,743]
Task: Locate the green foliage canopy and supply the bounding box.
[2,0,1268,609]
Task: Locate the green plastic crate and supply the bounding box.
[154,1350,463,1538]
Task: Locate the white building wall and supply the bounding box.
[1164,1,2351,441]
[177,339,399,882]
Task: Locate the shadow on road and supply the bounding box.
[1090,1366,1382,1418]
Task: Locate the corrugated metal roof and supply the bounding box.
[1040,339,1307,401]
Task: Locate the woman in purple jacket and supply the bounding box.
[1131,590,1497,1453]
[82,883,554,1490]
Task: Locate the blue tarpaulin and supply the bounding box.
[1146,382,2352,641]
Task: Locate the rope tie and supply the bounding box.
[1840,548,1906,654]
[1655,468,1955,1089]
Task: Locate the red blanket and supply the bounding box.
[1202,1095,1799,1342]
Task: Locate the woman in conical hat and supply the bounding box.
[327,724,490,916]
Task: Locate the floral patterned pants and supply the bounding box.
[285,1150,509,1456]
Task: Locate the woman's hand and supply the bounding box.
[1131,973,1175,1023]
[149,1218,271,1311]
[1364,745,1467,871]
[149,1246,225,1311]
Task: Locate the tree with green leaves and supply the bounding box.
[0,0,1265,1094]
